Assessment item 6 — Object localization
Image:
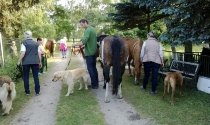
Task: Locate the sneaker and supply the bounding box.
[38,73,42,75]
[25,93,29,96]
[140,86,146,90]
[36,93,41,96]
[42,72,46,74]
[150,91,157,94]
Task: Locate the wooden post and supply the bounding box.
[0,33,4,67]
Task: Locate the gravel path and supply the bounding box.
[10,51,155,125]
[10,55,69,125]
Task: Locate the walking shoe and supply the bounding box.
[150,91,157,94]
[140,86,146,90]
[25,93,29,96]
[38,73,42,76]
[36,93,41,96]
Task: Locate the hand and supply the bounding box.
[39,63,42,68]
[161,63,164,67]
[17,61,20,65]
[81,45,85,48]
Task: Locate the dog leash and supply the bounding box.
[65,47,73,70]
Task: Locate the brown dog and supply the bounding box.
[0,75,16,115]
[162,72,183,105]
[71,46,81,55]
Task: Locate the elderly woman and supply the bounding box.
[140,31,164,94]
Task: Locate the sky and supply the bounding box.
[57,0,84,7]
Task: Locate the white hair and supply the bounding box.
[147,31,156,38]
[24,30,32,39]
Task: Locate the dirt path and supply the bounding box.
[10,51,154,125]
[10,54,69,125]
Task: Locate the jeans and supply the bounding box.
[23,64,40,94]
[61,50,66,56]
[85,55,99,87]
[143,62,160,92]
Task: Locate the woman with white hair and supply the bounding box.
[140,31,164,94]
[17,30,42,96]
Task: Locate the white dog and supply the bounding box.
[52,68,91,96]
[0,76,16,116]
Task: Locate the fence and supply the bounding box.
[163,50,210,78]
[0,33,22,67]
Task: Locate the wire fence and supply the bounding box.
[0,33,23,67]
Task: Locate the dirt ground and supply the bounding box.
[9,52,155,125]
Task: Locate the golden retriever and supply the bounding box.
[0,75,16,115]
[52,68,90,96]
[162,72,183,105]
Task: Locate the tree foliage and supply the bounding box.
[0,0,41,37]
[51,5,74,39]
[108,0,169,31]
[108,0,210,47]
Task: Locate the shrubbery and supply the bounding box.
[0,56,22,80]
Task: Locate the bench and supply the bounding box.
[158,59,200,86]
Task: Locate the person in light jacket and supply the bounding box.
[140,31,164,94]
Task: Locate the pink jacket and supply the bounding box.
[59,43,67,51]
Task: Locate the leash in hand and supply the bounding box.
[65,47,73,70]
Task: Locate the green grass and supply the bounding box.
[122,70,210,125]
[55,54,106,125]
[162,43,203,52]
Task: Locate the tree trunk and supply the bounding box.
[147,13,150,32]
[185,42,192,52]
[184,42,193,62]
[171,45,177,60]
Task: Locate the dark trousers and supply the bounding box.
[85,55,99,87]
[39,56,46,73]
[23,64,40,94]
[143,62,160,92]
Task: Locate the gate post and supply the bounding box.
[0,33,4,67]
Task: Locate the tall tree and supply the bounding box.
[108,0,210,52]
[51,5,74,39]
[108,0,169,32]
[0,0,41,37]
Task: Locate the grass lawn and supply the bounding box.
[55,54,106,125]
[122,44,210,125]
[122,70,210,125]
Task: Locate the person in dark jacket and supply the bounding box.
[17,31,42,96]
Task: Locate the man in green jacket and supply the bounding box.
[72,19,99,89]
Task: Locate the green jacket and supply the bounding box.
[82,26,97,56]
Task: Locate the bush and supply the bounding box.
[0,56,22,80]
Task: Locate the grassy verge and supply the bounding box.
[55,54,106,125]
[122,70,210,125]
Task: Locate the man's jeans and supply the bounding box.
[143,62,160,92]
[85,55,99,87]
[23,64,40,94]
